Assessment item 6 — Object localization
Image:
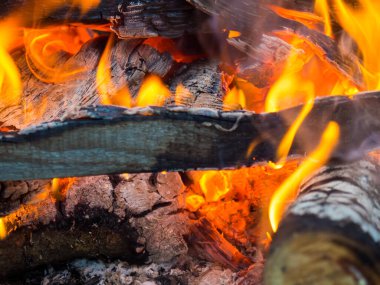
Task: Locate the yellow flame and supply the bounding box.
[0,19,22,106]
[314,0,333,37]
[96,35,132,107]
[333,0,380,89]
[186,194,206,212]
[136,75,172,107]
[199,171,231,202]
[223,87,247,110]
[266,44,315,169]
[228,30,241,38]
[41,0,100,15]
[0,218,7,240]
[269,121,340,232]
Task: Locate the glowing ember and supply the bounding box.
[269,121,340,232]
[51,178,76,201]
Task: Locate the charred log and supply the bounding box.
[110,0,209,39]
[0,172,189,279]
[0,92,379,180]
[265,157,380,285]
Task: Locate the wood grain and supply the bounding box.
[0,91,380,180]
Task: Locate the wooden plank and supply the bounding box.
[0,91,379,181]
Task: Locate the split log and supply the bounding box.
[0,91,380,180]
[265,157,380,285]
[0,172,189,279]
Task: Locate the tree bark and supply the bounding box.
[265,157,380,285]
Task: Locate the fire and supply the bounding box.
[25,26,96,83]
[223,87,246,110]
[269,121,340,232]
[51,178,76,201]
[314,0,333,37]
[333,0,380,90]
[96,35,132,107]
[38,0,100,15]
[0,219,6,240]
[0,19,22,106]
[265,39,315,168]
[136,75,172,107]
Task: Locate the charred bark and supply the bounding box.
[0,91,379,180]
[265,157,380,285]
[0,172,189,280]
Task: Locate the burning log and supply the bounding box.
[0,172,189,279]
[0,91,380,180]
[265,156,380,284]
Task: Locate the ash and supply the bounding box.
[35,258,236,285]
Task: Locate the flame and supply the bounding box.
[228,30,241,38]
[199,171,231,202]
[314,0,333,37]
[0,219,6,240]
[0,19,22,106]
[333,0,380,90]
[269,121,340,232]
[265,39,315,168]
[270,6,323,31]
[38,0,100,16]
[24,26,95,83]
[136,75,172,107]
[96,35,132,107]
[186,195,206,212]
[223,86,246,110]
[51,178,76,201]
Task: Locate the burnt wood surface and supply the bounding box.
[265,157,380,284]
[0,91,379,180]
[0,172,189,280]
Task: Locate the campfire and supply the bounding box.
[0,0,380,284]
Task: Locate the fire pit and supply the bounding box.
[0,0,380,284]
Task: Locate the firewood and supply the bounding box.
[0,172,189,279]
[265,157,380,284]
[0,91,379,181]
[187,0,362,87]
[1,37,176,130]
[110,0,208,39]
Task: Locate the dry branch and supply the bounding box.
[0,91,380,180]
[265,157,380,284]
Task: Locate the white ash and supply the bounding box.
[40,259,236,285]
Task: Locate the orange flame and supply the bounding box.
[24,26,95,83]
[0,219,6,240]
[314,0,333,37]
[265,39,315,168]
[199,171,231,202]
[51,177,76,201]
[136,75,172,107]
[333,0,380,90]
[96,35,132,107]
[269,121,340,232]
[0,19,22,106]
[223,86,246,110]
